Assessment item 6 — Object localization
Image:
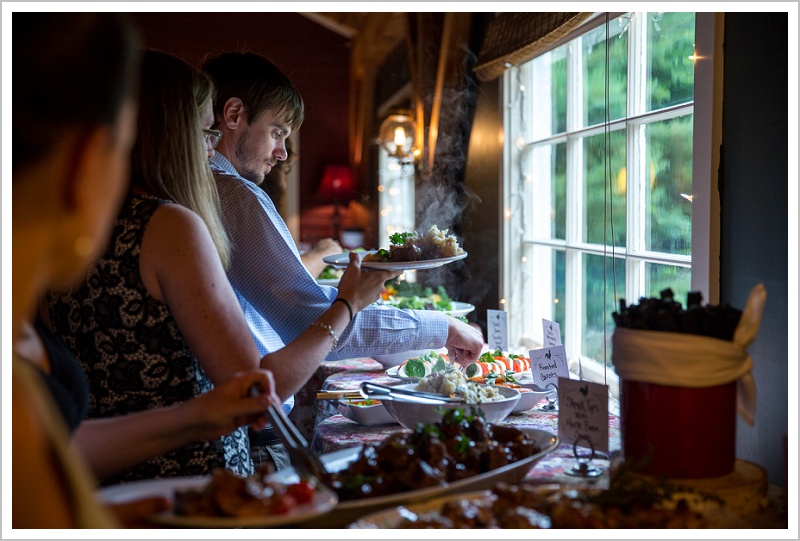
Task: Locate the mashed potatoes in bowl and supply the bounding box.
[415,370,506,404]
[381,371,520,430]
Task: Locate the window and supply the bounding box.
[377,148,416,242]
[503,12,715,393]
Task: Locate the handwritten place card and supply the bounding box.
[542,319,562,347]
[529,345,570,389]
[487,309,508,351]
[558,378,609,454]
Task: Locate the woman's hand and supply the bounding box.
[335,251,399,313]
[181,370,279,440]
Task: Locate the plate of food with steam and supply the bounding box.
[322,226,467,271]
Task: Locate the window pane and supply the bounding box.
[644,115,693,254]
[378,150,415,240]
[530,142,567,240]
[646,12,696,111]
[529,245,566,333]
[582,129,627,246]
[530,46,567,138]
[646,262,692,306]
[581,18,628,127]
[582,253,625,362]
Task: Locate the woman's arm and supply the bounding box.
[139,203,263,383]
[73,370,276,480]
[139,204,395,401]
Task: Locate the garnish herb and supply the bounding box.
[404,358,426,378]
[389,232,418,245]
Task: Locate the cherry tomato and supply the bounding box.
[286,480,316,504]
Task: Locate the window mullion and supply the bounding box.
[628,11,647,301]
[564,36,583,361]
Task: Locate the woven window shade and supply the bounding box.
[474,12,593,82]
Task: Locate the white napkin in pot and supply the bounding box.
[613,284,766,426]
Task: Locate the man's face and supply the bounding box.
[233,109,291,186]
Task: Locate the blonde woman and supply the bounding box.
[47,50,396,484]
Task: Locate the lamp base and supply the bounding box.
[331,202,341,242]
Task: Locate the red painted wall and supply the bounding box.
[129,12,351,224]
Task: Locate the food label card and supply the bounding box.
[486,310,508,351]
[557,378,609,454]
[542,319,562,347]
[528,345,569,389]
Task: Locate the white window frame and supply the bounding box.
[501,13,721,397]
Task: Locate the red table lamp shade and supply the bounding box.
[317,165,357,241]
[317,165,356,202]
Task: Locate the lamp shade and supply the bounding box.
[378,110,416,164]
[317,165,356,201]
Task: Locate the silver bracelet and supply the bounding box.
[311,321,338,351]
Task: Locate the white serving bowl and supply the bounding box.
[381,383,520,430]
[337,401,397,426]
[512,387,541,413]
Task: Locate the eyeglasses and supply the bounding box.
[203,128,222,149]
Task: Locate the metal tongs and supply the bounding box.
[360,381,465,404]
[249,385,326,480]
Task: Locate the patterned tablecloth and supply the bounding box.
[288,358,382,441]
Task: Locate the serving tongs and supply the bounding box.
[315,390,364,401]
[249,385,326,480]
[360,381,465,404]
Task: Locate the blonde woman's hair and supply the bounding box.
[131,49,231,268]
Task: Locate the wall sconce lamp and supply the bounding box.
[378,110,418,166]
[317,164,357,241]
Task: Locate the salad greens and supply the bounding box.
[389,231,418,245]
[382,279,455,311]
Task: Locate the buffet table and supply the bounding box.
[308,366,788,528]
[314,364,625,486]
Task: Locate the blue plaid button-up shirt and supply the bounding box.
[210,153,448,364]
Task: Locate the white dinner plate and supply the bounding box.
[97,475,337,528]
[387,361,530,384]
[315,277,341,287]
[322,250,468,271]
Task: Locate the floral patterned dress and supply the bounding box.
[48,194,251,486]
